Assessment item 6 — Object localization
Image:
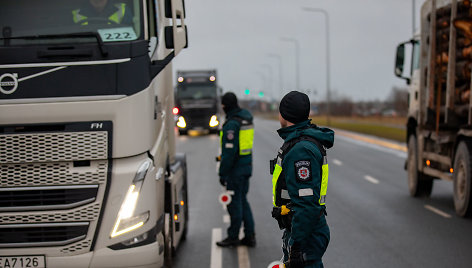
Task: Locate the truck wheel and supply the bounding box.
[407,135,433,197]
[175,153,189,241]
[453,141,472,217]
[163,214,174,267]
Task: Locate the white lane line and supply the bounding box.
[238,228,250,268]
[211,228,222,268]
[223,214,230,224]
[332,159,343,166]
[238,246,250,268]
[424,205,452,219]
[364,175,379,184]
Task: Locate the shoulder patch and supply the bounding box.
[227,130,235,140]
[294,160,312,183]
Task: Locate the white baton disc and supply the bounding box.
[267,261,284,268]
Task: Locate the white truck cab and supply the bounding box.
[0,0,189,267]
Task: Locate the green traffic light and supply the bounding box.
[258,92,264,97]
[244,89,250,95]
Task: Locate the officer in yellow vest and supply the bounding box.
[72,0,133,26]
[216,92,256,247]
[271,91,333,267]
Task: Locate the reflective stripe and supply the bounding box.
[239,125,254,156]
[276,157,282,166]
[109,3,126,24]
[319,163,329,205]
[281,189,291,199]
[240,148,252,154]
[299,188,313,196]
[220,123,253,156]
[72,9,87,24]
[72,3,126,25]
[320,195,326,204]
[272,164,283,206]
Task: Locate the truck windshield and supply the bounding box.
[178,85,217,100]
[0,0,143,46]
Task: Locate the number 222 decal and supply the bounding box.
[98,27,137,42]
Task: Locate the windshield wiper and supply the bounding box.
[0,31,108,57]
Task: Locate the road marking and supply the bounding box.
[211,228,222,268]
[238,246,250,268]
[223,214,230,224]
[238,228,250,268]
[332,159,343,166]
[364,175,379,184]
[424,205,452,218]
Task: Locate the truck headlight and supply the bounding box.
[209,115,219,127]
[177,116,186,128]
[111,159,152,238]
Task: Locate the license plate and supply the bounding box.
[0,256,45,268]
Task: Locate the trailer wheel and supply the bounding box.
[453,141,472,217]
[407,135,433,197]
[163,213,174,267]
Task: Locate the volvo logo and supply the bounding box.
[0,73,19,95]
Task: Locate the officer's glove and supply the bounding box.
[219,177,227,187]
[286,243,304,268]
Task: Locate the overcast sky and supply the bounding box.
[172,0,427,102]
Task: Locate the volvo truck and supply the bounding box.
[395,0,472,217]
[0,0,189,267]
[174,70,221,135]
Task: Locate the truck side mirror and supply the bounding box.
[164,0,188,55]
[395,43,411,84]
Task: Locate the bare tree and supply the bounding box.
[387,86,409,116]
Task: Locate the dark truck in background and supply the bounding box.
[174,70,222,135]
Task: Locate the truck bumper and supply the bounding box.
[46,241,163,268]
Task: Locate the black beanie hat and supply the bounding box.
[222,92,239,113]
[279,91,310,123]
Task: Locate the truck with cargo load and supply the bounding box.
[395,0,472,217]
[174,70,222,135]
[0,0,189,267]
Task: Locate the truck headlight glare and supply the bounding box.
[177,116,186,128]
[209,115,219,127]
[111,211,149,238]
[111,160,152,238]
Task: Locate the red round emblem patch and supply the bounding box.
[298,167,310,180]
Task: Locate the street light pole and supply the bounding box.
[280,37,301,92]
[261,64,274,99]
[267,53,284,99]
[302,7,331,126]
[255,71,267,98]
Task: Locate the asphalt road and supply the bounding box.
[173,117,472,268]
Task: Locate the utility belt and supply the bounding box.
[272,204,327,230]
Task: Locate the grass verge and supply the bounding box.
[310,116,406,143]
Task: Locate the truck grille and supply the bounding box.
[1,161,108,187]
[0,122,111,255]
[0,131,108,163]
[0,222,89,248]
[0,185,98,212]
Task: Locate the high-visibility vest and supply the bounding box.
[270,135,329,207]
[72,3,126,25]
[220,116,254,156]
